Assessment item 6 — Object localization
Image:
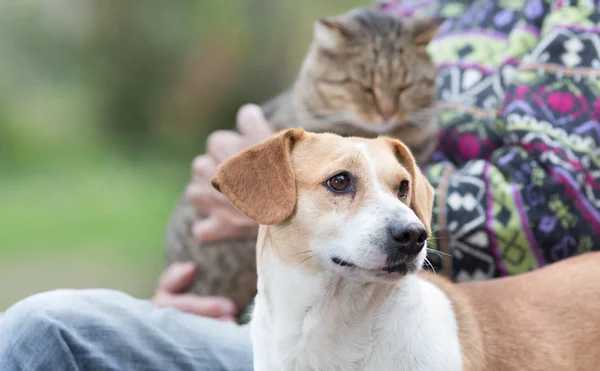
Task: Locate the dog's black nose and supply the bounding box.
[389,222,427,256]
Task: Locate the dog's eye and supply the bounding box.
[326,173,350,193]
[398,180,409,200]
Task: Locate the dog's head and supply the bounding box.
[211,129,434,282]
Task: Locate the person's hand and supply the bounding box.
[153,262,237,321]
[187,104,275,244]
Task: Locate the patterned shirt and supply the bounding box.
[379,0,600,281]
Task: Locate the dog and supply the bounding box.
[211,128,600,371]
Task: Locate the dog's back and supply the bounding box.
[426,252,600,371]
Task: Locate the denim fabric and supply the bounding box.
[0,289,252,371]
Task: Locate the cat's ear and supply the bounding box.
[412,17,445,46]
[313,17,354,50]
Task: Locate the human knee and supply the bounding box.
[0,289,92,368]
[1,289,133,335]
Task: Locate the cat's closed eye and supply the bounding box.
[320,78,352,86]
[361,86,375,95]
[399,83,413,92]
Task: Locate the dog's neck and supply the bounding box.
[254,242,393,370]
[251,234,463,371]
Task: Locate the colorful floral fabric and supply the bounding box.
[379,0,600,281]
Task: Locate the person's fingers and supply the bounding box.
[187,183,216,210]
[192,216,248,244]
[192,214,258,244]
[191,155,216,180]
[206,130,244,164]
[186,183,232,215]
[192,216,233,244]
[155,294,237,317]
[236,104,274,143]
[217,314,237,323]
[157,262,196,293]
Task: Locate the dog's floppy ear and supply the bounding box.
[211,128,306,225]
[386,138,434,233]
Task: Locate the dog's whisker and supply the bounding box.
[426,247,453,258]
[292,255,314,270]
[426,249,443,259]
[272,223,292,234]
[428,227,444,235]
[426,242,438,250]
[424,257,436,274]
[428,249,453,258]
[289,250,314,257]
[427,234,444,240]
[426,236,446,241]
[425,239,440,248]
[428,252,446,262]
[425,239,445,247]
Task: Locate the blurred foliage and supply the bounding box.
[0,0,365,309]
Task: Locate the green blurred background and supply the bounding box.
[0,0,365,310]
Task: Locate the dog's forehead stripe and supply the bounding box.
[352,142,383,192]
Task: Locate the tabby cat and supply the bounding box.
[165,8,443,317]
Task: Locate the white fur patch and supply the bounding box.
[353,142,382,192]
[252,249,463,371]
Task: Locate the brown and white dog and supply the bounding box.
[211,129,600,371]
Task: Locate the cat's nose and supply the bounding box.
[376,98,396,120]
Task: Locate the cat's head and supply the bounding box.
[299,8,443,134]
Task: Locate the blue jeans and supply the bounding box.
[0,289,253,370]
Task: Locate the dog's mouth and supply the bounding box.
[331,256,410,274]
